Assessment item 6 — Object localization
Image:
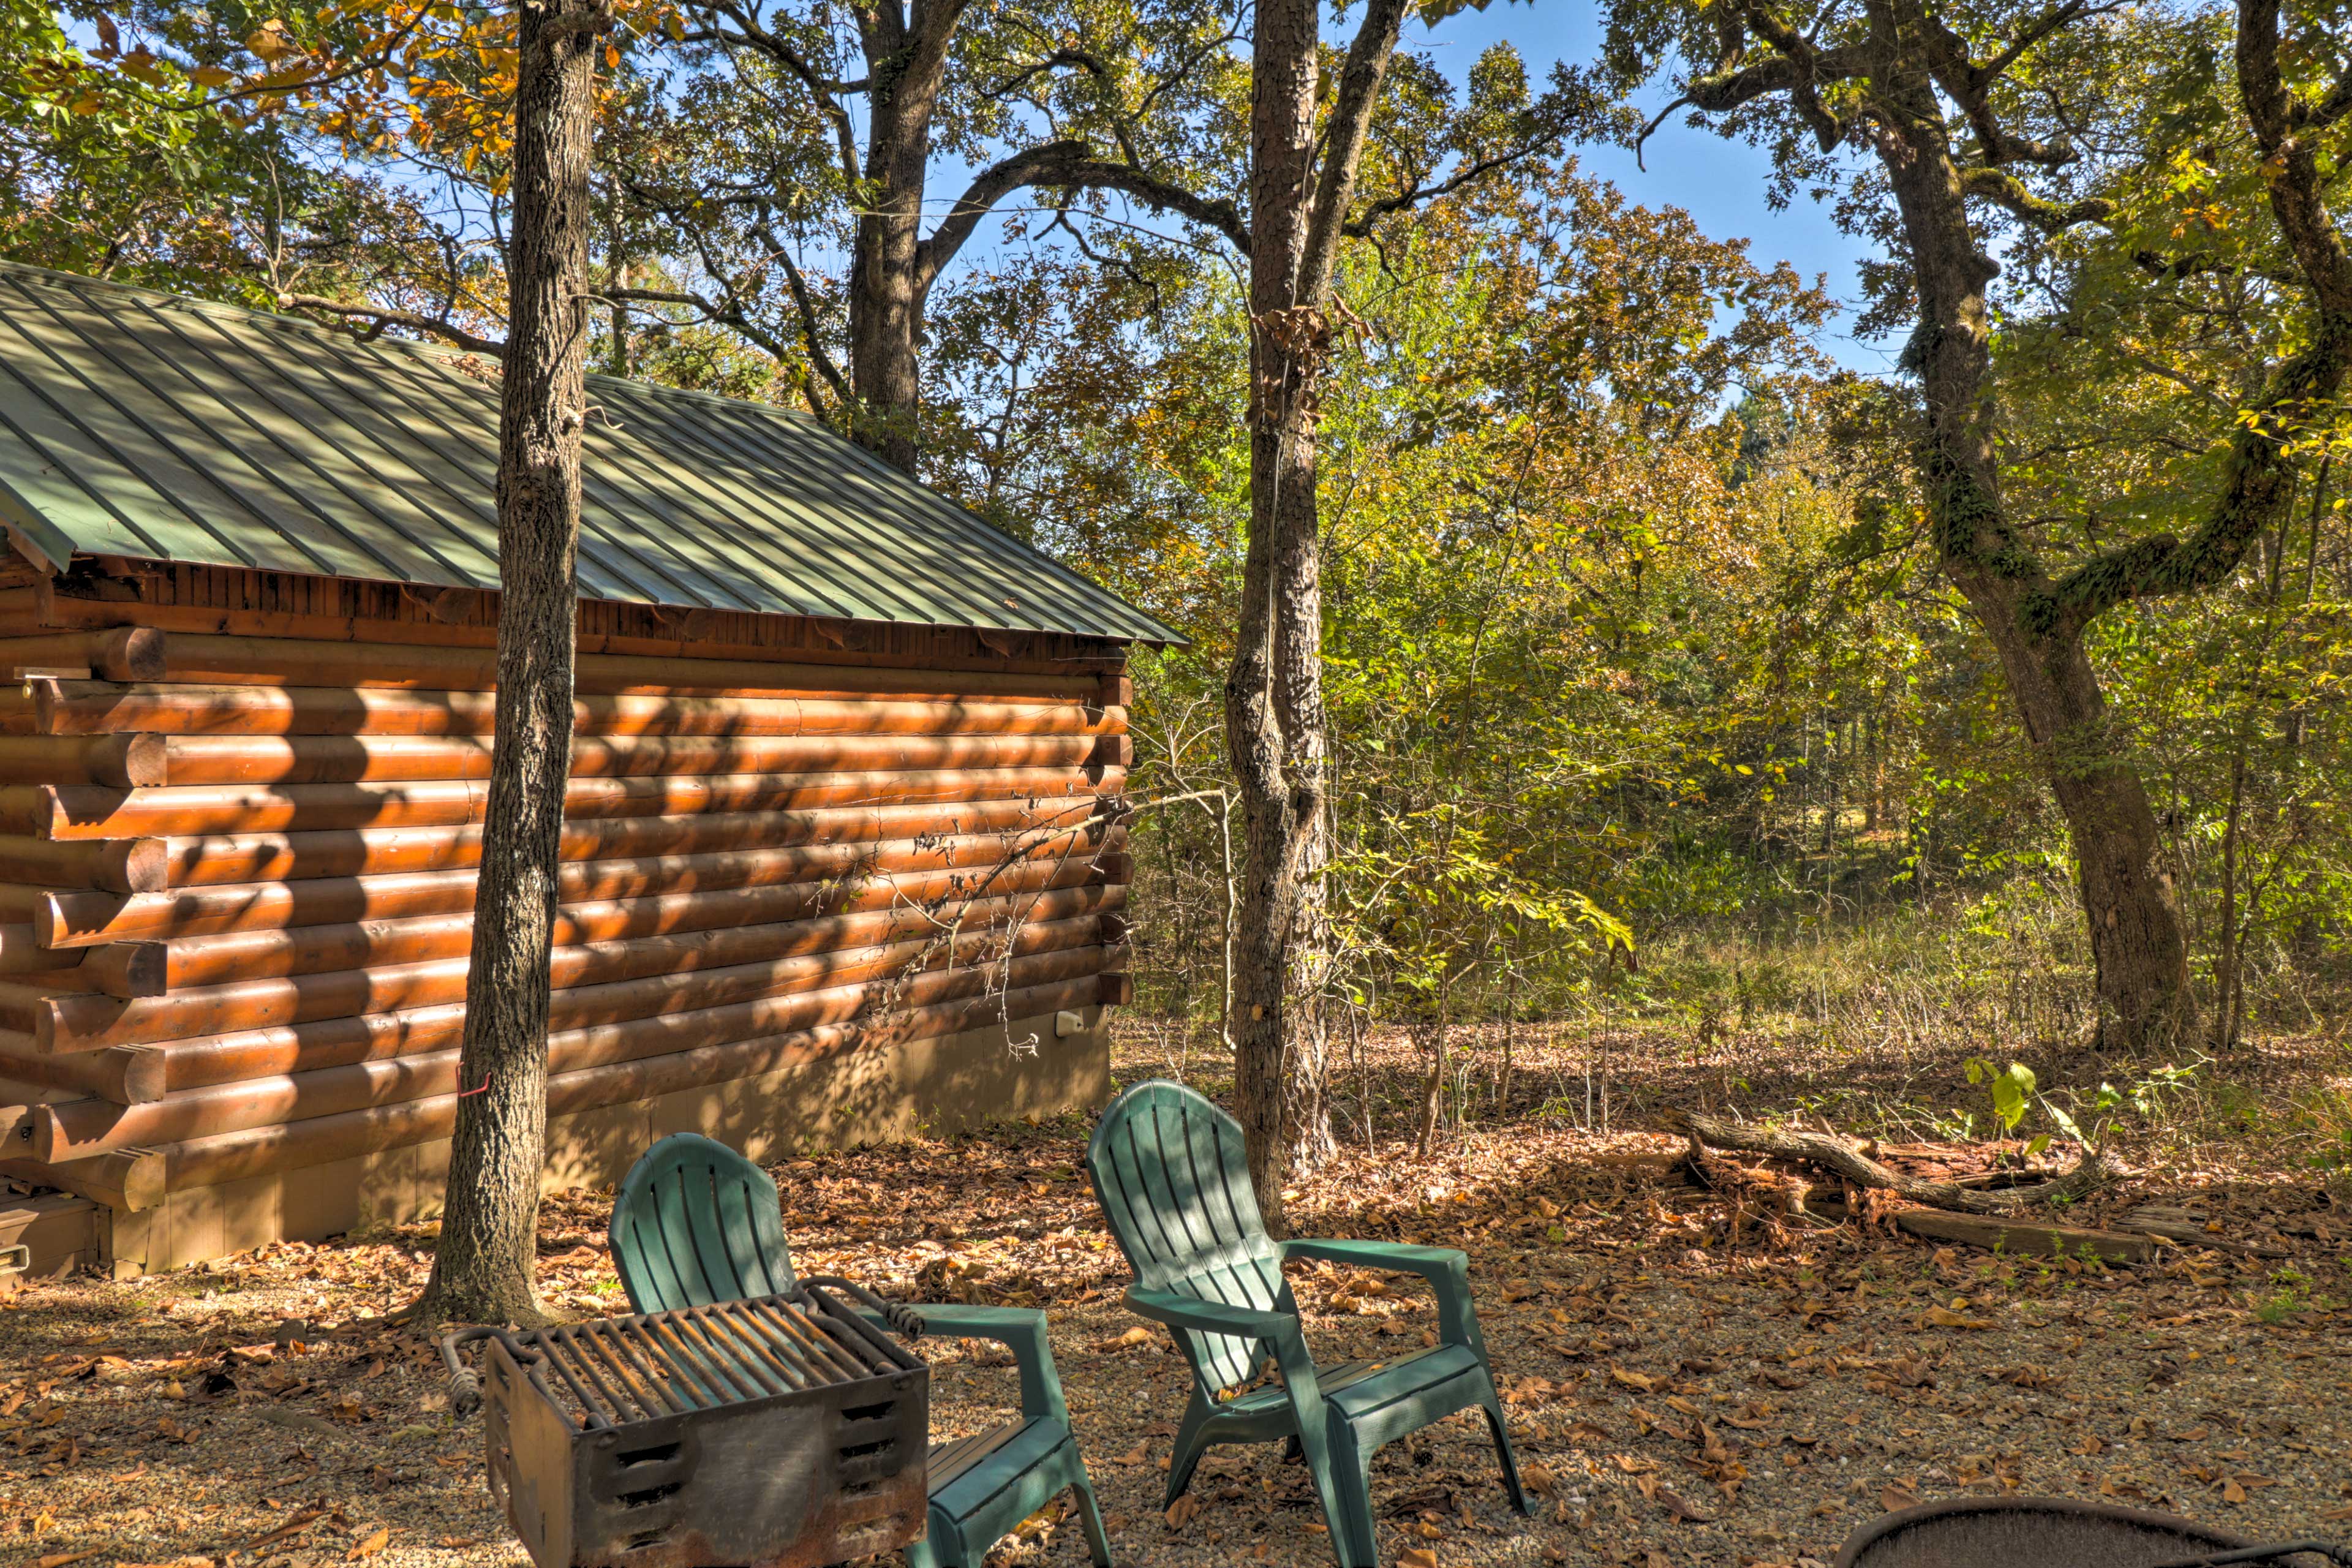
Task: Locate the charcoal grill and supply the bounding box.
[442,1285,928,1568]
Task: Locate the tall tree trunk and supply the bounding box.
[412,0,597,1326]
[1224,0,1408,1224]
[1866,39,2192,1054]
[1226,0,1323,1235]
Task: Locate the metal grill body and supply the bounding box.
[477,1294,927,1568]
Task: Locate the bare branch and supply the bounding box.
[277,293,505,357]
[981,46,1112,102]
[691,4,863,183]
[1297,0,1411,306]
[1345,138,1555,236]
[915,140,1248,293]
[1959,167,2112,232]
[758,225,853,407]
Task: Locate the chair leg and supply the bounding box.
[903,1526,947,1568]
[1480,1388,1530,1515]
[1164,1391,1217,1507]
[1324,1420,1382,1568]
[1068,1471,1114,1567]
[1276,1392,1360,1568]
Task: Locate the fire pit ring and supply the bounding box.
[1837,1497,2346,1568]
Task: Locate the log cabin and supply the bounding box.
[0,261,1177,1276]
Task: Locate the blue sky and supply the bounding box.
[1421,2,1894,372]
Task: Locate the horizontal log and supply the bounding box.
[0,834,168,892]
[19,764,1123,840]
[0,1041,162,1104]
[31,682,1123,741]
[142,730,1093,786]
[0,922,85,978]
[33,946,1111,1158]
[157,632,1107,702]
[1088,733,1133,770]
[154,890,1120,1091]
[43,818,1119,949]
[153,978,1101,1193]
[1880,1207,2155,1265]
[44,823,1122,946]
[1099,673,1133,709]
[70,834,1118,989]
[20,597,1124,676]
[0,735,166,788]
[154,796,1109,889]
[80,942,168,998]
[0,1145,165,1211]
[29,865,1128,1050]
[1099,971,1134,1007]
[0,630,164,683]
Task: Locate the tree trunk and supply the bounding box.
[412,0,597,1327]
[844,3,954,475]
[1224,0,1408,1224]
[1867,66,2193,1055]
[1415,971,1450,1158]
[1225,0,1323,1235]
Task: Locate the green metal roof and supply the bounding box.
[0,262,1183,645]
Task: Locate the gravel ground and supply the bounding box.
[4,1034,2348,1568]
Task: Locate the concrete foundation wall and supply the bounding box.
[102,1006,1112,1275]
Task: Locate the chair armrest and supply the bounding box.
[864,1303,1067,1426]
[1123,1287,1303,1349]
[1282,1238,1479,1348]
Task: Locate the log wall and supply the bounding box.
[0,568,1136,1262]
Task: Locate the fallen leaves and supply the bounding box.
[243,1507,329,1554]
[345,1526,388,1559]
[1923,1303,1992,1330]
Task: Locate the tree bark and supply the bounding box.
[1862,13,2192,1053]
[412,0,598,1327]
[843,0,963,473]
[1225,0,1322,1235]
[1225,0,1409,1228]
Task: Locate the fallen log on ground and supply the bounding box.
[1804,1196,2157,1263]
[1676,1109,2117,1216]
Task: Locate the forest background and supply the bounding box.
[6,0,2350,1177]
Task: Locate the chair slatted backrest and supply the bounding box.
[1086,1080,1287,1392]
[611,1133,797,1313]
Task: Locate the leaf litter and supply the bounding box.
[0,1030,2346,1567]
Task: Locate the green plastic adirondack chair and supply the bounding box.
[609,1133,1111,1568]
[1085,1081,1527,1568]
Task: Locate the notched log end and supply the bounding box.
[98,628,167,684]
[105,838,170,895]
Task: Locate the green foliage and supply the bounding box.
[1962,1058,2038,1135]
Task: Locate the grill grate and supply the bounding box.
[445,1286,930,1568]
[528,1297,900,1428]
